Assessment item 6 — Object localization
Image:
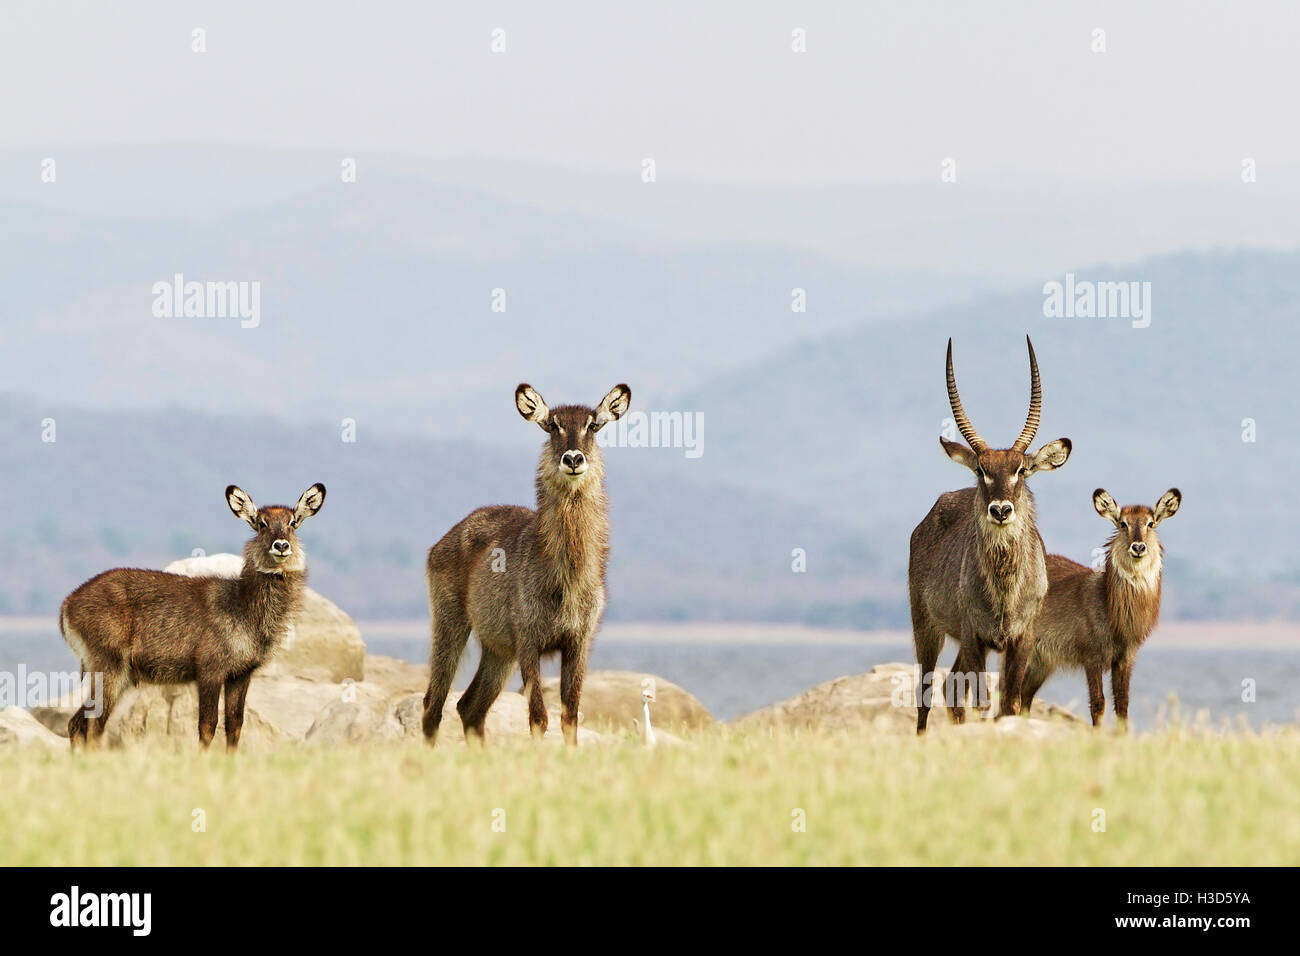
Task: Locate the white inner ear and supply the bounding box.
[229,489,258,526]
[518,387,549,423]
[596,387,629,424]
[1035,443,1066,470]
[294,486,324,524]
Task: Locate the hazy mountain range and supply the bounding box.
[2,147,1297,626]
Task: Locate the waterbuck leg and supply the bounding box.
[559,639,588,746]
[1085,665,1106,727]
[67,710,87,749]
[68,663,91,749]
[90,675,121,747]
[518,647,548,740]
[1020,661,1048,718]
[911,609,943,735]
[422,591,471,746]
[998,637,1033,718]
[947,640,976,725]
[84,660,124,750]
[969,642,992,718]
[197,678,222,749]
[456,649,512,745]
[1111,656,1133,732]
[454,653,487,742]
[223,671,253,751]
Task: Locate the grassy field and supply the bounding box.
[3,728,1297,866]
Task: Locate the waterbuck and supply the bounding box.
[60,483,326,750]
[421,383,631,747]
[1020,488,1181,727]
[909,337,1071,733]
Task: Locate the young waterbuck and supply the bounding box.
[60,483,326,750]
[909,337,1072,733]
[421,383,631,747]
[1020,488,1182,727]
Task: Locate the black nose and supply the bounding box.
[562,451,585,470]
[272,539,290,554]
[989,503,1012,522]
[1131,542,1146,555]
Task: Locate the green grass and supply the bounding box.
[3,729,1297,865]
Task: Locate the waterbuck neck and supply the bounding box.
[973,488,1036,577]
[1104,538,1163,645]
[235,544,306,649]
[533,461,610,588]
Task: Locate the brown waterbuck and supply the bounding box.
[422,383,631,747]
[1020,488,1181,727]
[59,483,326,750]
[909,337,1072,733]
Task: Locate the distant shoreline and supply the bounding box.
[2,616,1295,649]
[350,619,1300,648]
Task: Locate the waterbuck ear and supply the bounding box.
[292,483,326,526]
[516,384,551,431]
[1093,488,1121,524]
[226,485,259,529]
[592,383,631,430]
[1027,438,1072,474]
[939,437,978,472]
[1154,488,1182,525]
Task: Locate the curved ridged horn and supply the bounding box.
[1012,335,1042,452]
[946,338,986,451]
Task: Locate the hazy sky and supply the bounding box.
[2,1,1296,186]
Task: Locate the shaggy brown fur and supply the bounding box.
[421,383,630,747]
[909,338,1072,732]
[60,484,325,750]
[1021,488,1181,727]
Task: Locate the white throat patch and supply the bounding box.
[1114,548,1161,591]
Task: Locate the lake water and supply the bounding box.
[9,625,1296,731]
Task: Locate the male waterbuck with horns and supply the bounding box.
[1020,488,1181,727]
[59,483,326,750]
[422,383,631,747]
[909,337,1071,733]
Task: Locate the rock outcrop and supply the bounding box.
[37,652,602,748]
[537,670,713,732]
[732,662,1082,736]
[22,643,1084,750]
[382,690,609,746]
[0,706,65,749]
[103,676,336,749]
